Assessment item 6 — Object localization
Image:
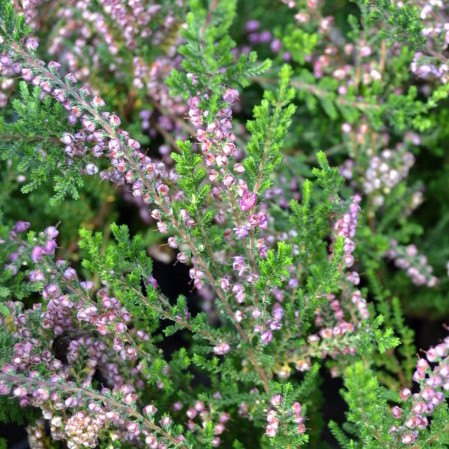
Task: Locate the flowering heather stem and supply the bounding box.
[0,373,188,448]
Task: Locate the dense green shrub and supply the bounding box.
[1,0,449,447]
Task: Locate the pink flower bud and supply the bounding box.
[391,406,402,418]
[159,416,172,427]
[341,123,352,134]
[26,38,39,50]
[224,174,235,186]
[223,142,236,155]
[110,114,121,127]
[266,423,278,438]
[213,342,231,355]
[400,388,411,401]
[261,331,273,345]
[402,433,415,444]
[270,394,282,406]
[115,322,126,333]
[239,190,257,212]
[31,246,44,262]
[61,133,73,145]
[168,237,178,248]
[417,358,429,373]
[157,221,168,234]
[127,421,140,435]
[92,96,105,107]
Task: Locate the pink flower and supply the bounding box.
[233,256,245,276]
[223,88,239,104]
[43,240,57,255]
[220,277,230,291]
[31,245,44,262]
[239,189,257,212]
[168,237,178,249]
[402,433,415,444]
[25,38,39,50]
[266,421,278,438]
[213,342,231,355]
[143,404,158,415]
[391,406,402,418]
[261,331,273,345]
[13,221,30,233]
[234,225,249,239]
[271,394,282,406]
[341,123,352,133]
[157,222,168,234]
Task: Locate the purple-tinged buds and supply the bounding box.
[25,38,39,50]
[270,394,282,406]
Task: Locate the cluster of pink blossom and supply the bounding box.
[274,194,370,375]
[143,56,188,137]
[12,0,44,29]
[266,394,305,438]
[385,241,438,287]
[185,86,276,300]
[98,0,161,50]
[189,88,245,190]
[350,290,369,321]
[315,290,368,330]
[242,19,291,62]
[296,291,370,374]
[1,0,191,230]
[4,1,445,446]
[1,370,185,449]
[0,53,19,107]
[26,418,46,449]
[277,0,385,91]
[340,138,424,217]
[8,38,191,241]
[409,1,449,83]
[0,224,190,448]
[362,147,415,207]
[333,195,361,268]
[301,321,357,365]
[1,222,146,384]
[44,0,181,78]
[65,410,102,448]
[0,1,43,106]
[185,399,230,447]
[4,223,58,273]
[390,336,449,445]
[1,6,387,388]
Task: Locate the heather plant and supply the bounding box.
[1,0,449,448]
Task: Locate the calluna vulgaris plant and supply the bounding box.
[2,0,449,447]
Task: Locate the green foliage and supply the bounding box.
[244,65,296,194]
[0,83,92,204]
[341,362,394,448]
[256,242,292,290]
[289,151,344,287]
[264,383,309,448]
[79,224,157,325]
[353,0,425,47]
[172,140,210,217]
[0,0,30,42]
[281,26,319,65]
[167,0,271,115]
[1,0,449,448]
